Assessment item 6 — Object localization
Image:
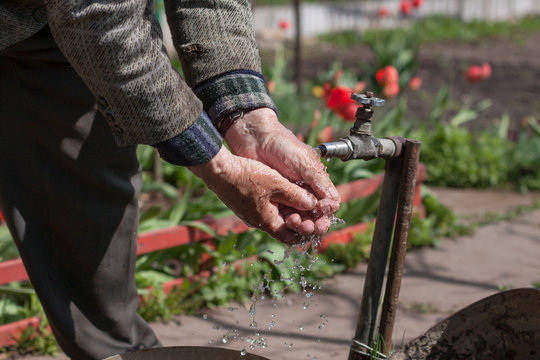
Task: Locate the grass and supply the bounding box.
[472,200,540,227]
[319,15,540,48]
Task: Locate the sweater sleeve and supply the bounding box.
[164,0,277,126]
[43,0,205,147]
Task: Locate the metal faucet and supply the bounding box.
[315,91,402,161]
[313,90,422,359]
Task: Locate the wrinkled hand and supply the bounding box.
[225,108,341,234]
[189,146,321,244]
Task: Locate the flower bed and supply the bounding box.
[0,165,426,347]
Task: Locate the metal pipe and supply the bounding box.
[379,139,422,355]
[315,137,401,161]
[348,153,404,360]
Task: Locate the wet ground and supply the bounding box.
[21,188,540,360]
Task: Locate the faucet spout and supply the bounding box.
[314,136,403,161]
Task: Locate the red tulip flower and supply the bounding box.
[316,126,333,143]
[376,65,399,86]
[465,65,483,83]
[400,0,413,15]
[267,80,275,94]
[383,83,400,98]
[336,102,359,121]
[413,0,423,8]
[325,85,358,122]
[353,80,366,93]
[279,19,290,30]
[0,209,4,223]
[481,63,492,79]
[409,76,422,91]
[326,86,353,109]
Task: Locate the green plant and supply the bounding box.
[324,224,374,269]
[408,189,472,248]
[0,225,17,262]
[0,289,58,356]
[511,117,540,191]
[320,16,540,48]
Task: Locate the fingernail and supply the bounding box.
[302,194,317,209]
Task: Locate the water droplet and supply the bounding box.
[202,314,208,320]
[306,292,313,298]
[222,336,228,344]
[320,314,326,318]
[299,325,304,331]
[212,325,220,330]
[268,321,275,329]
[271,313,276,318]
[303,302,310,310]
[240,348,247,356]
[208,340,213,344]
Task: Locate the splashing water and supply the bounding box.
[224,215,345,354]
[222,329,239,344]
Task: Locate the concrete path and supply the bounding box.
[21,189,540,360]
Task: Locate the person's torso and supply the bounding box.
[0,0,48,51]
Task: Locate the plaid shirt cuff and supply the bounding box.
[192,70,278,127]
[153,111,223,166]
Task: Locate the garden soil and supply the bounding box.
[299,31,540,133]
[19,188,540,360]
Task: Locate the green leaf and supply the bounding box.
[139,206,162,223]
[527,117,540,137]
[179,221,218,238]
[142,182,178,200]
[0,284,36,295]
[497,113,510,140]
[450,109,477,127]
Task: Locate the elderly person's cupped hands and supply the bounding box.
[222,107,341,240]
[190,146,325,245]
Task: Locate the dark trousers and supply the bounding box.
[0,27,160,359]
